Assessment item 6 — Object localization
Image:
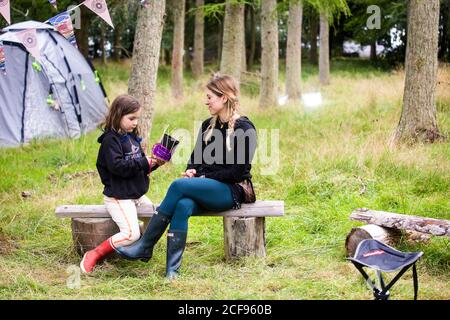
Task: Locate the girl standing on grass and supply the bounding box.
[80,94,165,274]
[116,74,257,279]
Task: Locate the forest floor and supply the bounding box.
[0,58,448,299]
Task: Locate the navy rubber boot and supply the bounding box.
[115,213,170,262]
[165,230,187,279]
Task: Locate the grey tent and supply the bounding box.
[0,21,108,147]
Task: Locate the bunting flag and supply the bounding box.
[0,0,11,25]
[48,0,57,10]
[49,11,77,48]
[0,41,6,75]
[82,0,114,29]
[15,29,42,63]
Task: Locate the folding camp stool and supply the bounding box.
[347,239,423,300]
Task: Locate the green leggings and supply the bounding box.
[157,178,235,231]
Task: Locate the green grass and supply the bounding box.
[0,58,449,299]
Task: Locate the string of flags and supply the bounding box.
[0,0,120,75]
[16,28,42,63]
[82,0,114,29]
[0,40,6,75]
[0,0,114,28]
[140,0,150,8]
[48,11,77,48]
[0,0,11,25]
[48,0,57,10]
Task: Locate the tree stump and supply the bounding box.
[71,218,145,258]
[140,217,151,232]
[223,217,266,260]
[345,224,401,257]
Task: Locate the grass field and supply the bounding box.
[0,58,448,299]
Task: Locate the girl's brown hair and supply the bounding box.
[102,94,141,136]
[204,74,240,145]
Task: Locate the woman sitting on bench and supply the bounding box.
[116,74,257,279]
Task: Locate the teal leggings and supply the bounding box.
[157,178,235,231]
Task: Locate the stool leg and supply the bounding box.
[413,264,419,300]
[352,262,381,300]
[376,270,390,299]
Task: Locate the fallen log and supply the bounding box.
[345,224,401,257]
[350,208,450,237]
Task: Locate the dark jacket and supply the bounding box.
[96,130,158,199]
[187,116,257,206]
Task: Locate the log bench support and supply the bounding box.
[224,217,266,260]
[56,201,284,260]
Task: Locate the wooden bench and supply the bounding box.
[56,200,284,260]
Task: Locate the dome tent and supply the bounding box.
[0,21,108,147]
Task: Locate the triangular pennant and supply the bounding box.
[140,0,150,8]
[48,0,58,10]
[0,0,11,25]
[82,0,114,29]
[49,11,78,48]
[16,29,42,63]
[0,41,6,75]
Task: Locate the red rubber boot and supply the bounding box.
[80,238,115,274]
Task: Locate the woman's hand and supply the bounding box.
[182,169,197,178]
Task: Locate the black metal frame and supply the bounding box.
[351,261,419,300]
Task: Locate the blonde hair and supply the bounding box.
[204,74,240,150]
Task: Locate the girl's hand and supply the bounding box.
[155,158,166,166]
[182,169,196,178]
[146,156,165,168]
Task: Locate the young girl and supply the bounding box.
[80,94,164,274]
[116,75,257,279]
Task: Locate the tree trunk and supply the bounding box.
[309,8,318,65]
[76,7,90,58]
[220,0,245,82]
[370,41,377,61]
[171,0,185,99]
[192,0,204,78]
[286,0,303,101]
[100,26,107,64]
[259,0,279,109]
[217,19,223,64]
[165,48,171,65]
[241,4,247,73]
[113,24,122,62]
[128,1,166,152]
[319,12,330,85]
[438,0,449,61]
[393,0,441,144]
[160,45,166,65]
[248,4,256,68]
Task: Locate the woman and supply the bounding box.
[115,74,257,279]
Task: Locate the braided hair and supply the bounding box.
[204,74,240,151]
